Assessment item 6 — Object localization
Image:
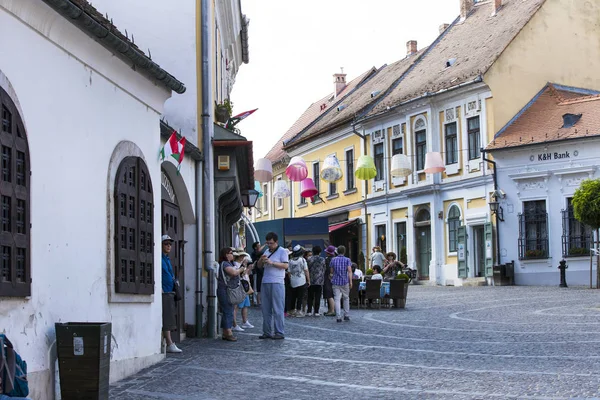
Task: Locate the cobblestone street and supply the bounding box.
[110,286,600,399]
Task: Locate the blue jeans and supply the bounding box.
[261,283,285,336]
[217,285,234,330]
[0,396,31,400]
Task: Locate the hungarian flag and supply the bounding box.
[225,108,258,129]
[160,131,186,173]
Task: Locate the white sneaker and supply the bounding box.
[295,311,305,318]
[166,343,182,353]
[232,325,245,332]
[313,313,322,317]
[242,321,254,329]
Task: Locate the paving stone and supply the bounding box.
[110,286,600,399]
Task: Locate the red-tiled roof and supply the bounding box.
[487,84,600,150]
[286,49,427,148]
[264,68,376,163]
[366,0,546,118]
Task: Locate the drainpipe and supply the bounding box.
[481,148,501,266]
[200,0,217,339]
[194,160,204,338]
[352,123,369,269]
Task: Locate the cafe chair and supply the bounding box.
[365,279,382,309]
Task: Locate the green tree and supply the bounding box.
[572,178,600,288]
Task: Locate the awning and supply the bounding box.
[329,218,359,233]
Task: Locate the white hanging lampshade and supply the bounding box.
[254,158,273,182]
[300,178,318,198]
[285,156,308,182]
[273,180,290,198]
[354,155,377,180]
[320,155,343,183]
[390,154,412,177]
[254,181,264,198]
[424,152,445,174]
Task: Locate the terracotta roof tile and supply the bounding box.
[286,49,427,148]
[487,84,600,150]
[263,68,376,163]
[366,0,546,117]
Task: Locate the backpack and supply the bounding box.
[0,334,29,397]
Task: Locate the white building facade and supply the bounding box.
[0,1,184,398]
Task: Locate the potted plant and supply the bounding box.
[391,273,410,308]
[365,268,374,276]
[568,247,589,256]
[399,247,407,265]
[215,99,233,123]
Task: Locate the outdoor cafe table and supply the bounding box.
[358,281,389,298]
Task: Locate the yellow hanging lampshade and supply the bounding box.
[390,154,412,177]
[320,155,343,183]
[354,155,377,180]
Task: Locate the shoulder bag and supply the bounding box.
[221,263,247,305]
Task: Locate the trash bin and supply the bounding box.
[55,322,112,400]
[493,264,505,286]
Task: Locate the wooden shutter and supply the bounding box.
[457,226,467,278]
[484,222,493,277]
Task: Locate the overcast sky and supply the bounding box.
[231,0,461,159]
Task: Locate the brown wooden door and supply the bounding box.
[162,200,184,342]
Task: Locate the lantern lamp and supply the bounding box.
[423,152,445,174]
[390,154,412,177]
[254,158,273,182]
[241,189,260,208]
[300,178,318,198]
[273,180,291,198]
[354,155,377,180]
[285,156,308,181]
[320,155,343,183]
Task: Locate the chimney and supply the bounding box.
[406,40,418,56]
[492,0,503,16]
[460,0,474,21]
[439,23,450,34]
[333,68,347,98]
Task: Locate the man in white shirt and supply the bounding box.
[257,232,289,339]
[370,246,385,269]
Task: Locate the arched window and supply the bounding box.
[448,205,461,252]
[416,208,430,223]
[0,87,31,297]
[414,117,427,171]
[114,157,154,294]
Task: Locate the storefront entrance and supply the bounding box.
[415,208,431,280]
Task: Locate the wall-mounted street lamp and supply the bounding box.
[241,189,260,208]
[489,192,504,222]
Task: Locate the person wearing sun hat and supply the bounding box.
[230,247,254,332]
[287,245,310,317]
[322,245,337,316]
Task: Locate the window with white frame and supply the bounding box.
[312,162,320,202]
[445,122,458,165]
[276,176,283,210]
[374,143,384,180]
[414,118,427,171]
[345,148,355,191]
[467,117,481,160]
[447,205,461,252]
[263,183,269,213]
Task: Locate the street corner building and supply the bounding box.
[0,0,185,398]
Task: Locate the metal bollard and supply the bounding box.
[558,259,568,288]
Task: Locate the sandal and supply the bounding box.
[222,335,237,342]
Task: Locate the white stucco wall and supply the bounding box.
[0,2,172,398]
[494,140,599,286]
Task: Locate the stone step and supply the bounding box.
[462,277,487,287]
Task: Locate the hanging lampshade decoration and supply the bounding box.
[390,154,412,177]
[354,155,377,180]
[285,156,308,182]
[300,178,318,198]
[254,181,264,198]
[273,180,291,198]
[320,155,343,183]
[424,152,445,174]
[254,158,273,182]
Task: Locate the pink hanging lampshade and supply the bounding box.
[424,152,445,174]
[390,154,412,177]
[254,158,273,182]
[285,156,308,181]
[273,180,291,198]
[300,178,318,198]
[320,154,343,183]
